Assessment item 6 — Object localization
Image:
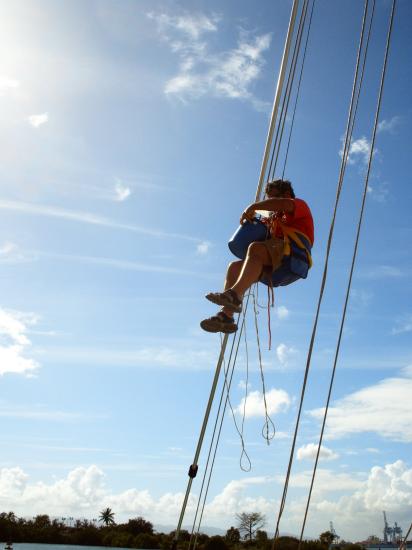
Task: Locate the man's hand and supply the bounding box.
[240,205,256,225]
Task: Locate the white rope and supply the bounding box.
[252,293,276,443]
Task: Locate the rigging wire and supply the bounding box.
[267,0,310,183]
[271,0,373,543]
[282,0,316,178]
[298,0,396,543]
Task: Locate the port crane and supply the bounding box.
[330,522,340,544]
[383,511,403,544]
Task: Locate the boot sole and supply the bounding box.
[205,294,242,313]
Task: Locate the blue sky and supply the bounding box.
[1,0,412,542]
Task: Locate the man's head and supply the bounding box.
[265,179,295,198]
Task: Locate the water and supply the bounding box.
[3,545,133,550]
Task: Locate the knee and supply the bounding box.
[246,242,265,260]
[228,260,243,272]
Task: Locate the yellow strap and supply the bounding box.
[280,225,313,268]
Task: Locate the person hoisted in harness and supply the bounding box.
[200,178,314,334]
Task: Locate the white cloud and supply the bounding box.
[275,431,290,439]
[309,369,412,442]
[0,346,39,377]
[285,461,412,540]
[0,309,40,376]
[349,288,373,312]
[149,11,271,109]
[238,379,251,390]
[276,305,290,320]
[358,264,406,279]
[286,468,363,493]
[276,343,297,366]
[348,137,371,164]
[0,403,106,421]
[340,136,375,165]
[0,464,193,522]
[114,182,131,202]
[148,12,219,41]
[378,115,401,134]
[310,461,412,538]
[40,252,218,280]
[0,76,20,95]
[355,460,412,511]
[297,443,339,462]
[0,467,28,499]
[0,465,106,513]
[0,199,203,243]
[234,388,291,418]
[28,112,49,127]
[392,314,412,335]
[367,180,389,203]
[0,242,17,256]
[3,461,412,541]
[196,240,211,255]
[39,343,218,370]
[0,242,36,264]
[205,476,274,519]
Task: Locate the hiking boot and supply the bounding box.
[200,312,238,334]
[205,289,242,313]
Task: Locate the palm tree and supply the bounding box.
[99,507,115,526]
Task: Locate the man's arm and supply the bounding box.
[240,198,294,224]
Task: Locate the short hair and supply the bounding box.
[265,178,295,198]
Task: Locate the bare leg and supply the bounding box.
[221,260,243,317]
[231,242,271,298]
[201,244,272,333]
[219,244,272,317]
[205,243,272,322]
[224,260,243,291]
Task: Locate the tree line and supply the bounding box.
[0,509,363,550]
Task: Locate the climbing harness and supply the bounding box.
[228,216,313,288]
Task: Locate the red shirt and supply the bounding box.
[269,198,314,245]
